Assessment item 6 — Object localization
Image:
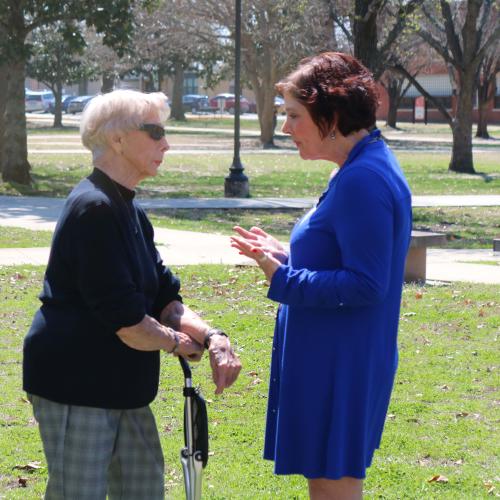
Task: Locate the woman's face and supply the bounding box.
[120,110,169,181]
[281,92,332,161]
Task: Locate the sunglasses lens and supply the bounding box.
[139,124,165,141]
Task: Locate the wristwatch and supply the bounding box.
[204,328,228,349]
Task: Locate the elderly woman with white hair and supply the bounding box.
[23,89,241,499]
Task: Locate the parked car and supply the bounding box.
[25,91,54,113]
[182,94,210,113]
[48,94,77,114]
[247,96,285,114]
[67,95,95,114]
[209,93,250,114]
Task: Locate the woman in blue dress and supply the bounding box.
[231,52,412,499]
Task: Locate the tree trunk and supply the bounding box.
[101,71,115,93]
[144,71,156,92]
[449,73,475,174]
[2,60,31,184]
[245,44,276,148]
[386,81,399,128]
[0,64,8,174]
[353,0,381,77]
[475,74,493,138]
[52,80,63,128]
[476,100,490,139]
[170,62,185,121]
[258,90,276,148]
[79,78,88,95]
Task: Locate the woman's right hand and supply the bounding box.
[173,331,204,362]
[233,226,288,263]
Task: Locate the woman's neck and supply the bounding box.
[334,129,370,167]
[94,151,139,190]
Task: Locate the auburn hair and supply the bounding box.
[276,52,379,138]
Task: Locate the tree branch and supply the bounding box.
[417,29,454,65]
[439,0,463,63]
[393,63,453,126]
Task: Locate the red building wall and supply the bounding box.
[376,82,500,124]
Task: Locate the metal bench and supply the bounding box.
[404,230,447,282]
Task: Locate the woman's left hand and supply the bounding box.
[207,335,242,395]
[230,234,281,282]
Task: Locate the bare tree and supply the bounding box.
[381,70,412,129]
[380,34,429,129]
[396,0,499,173]
[187,0,328,147]
[476,46,499,139]
[327,0,424,79]
[128,1,226,121]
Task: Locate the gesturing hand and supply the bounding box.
[232,226,288,263]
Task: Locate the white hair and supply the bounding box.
[80,89,170,160]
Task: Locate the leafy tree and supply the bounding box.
[0,26,7,175]
[0,0,142,185]
[27,24,94,127]
[395,0,500,173]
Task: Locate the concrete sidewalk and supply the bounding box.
[1,194,500,230]
[1,194,499,284]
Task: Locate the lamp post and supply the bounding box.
[224,0,249,198]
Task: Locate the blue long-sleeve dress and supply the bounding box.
[263,129,412,479]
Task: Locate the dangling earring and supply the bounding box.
[329,130,336,140]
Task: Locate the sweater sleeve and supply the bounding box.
[139,213,183,318]
[70,202,147,330]
[268,168,394,308]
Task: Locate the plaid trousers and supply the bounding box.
[29,394,165,500]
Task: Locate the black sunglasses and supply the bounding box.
[138,123,166,141]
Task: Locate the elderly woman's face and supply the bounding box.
[119,111,169,180]
[281,92,332,161]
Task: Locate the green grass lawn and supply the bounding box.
[0,150,498,199]
[0,265,498,499]
[0,227,53,248]
[412,207,500,249]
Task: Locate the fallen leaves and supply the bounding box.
[483,481,496,495]
[12,461,43,472]
[428,474,449,483]
[12,461,43,487]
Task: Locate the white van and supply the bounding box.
[25,91,54,113]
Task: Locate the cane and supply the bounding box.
[179,356,208,500]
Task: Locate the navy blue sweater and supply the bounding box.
[23,168,181,409]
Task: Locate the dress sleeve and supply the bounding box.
[70,202,147,330]
[268,168,394,308]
